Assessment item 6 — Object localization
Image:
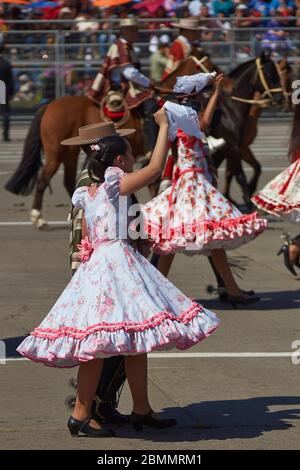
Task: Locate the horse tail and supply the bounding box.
[5,105,47,195]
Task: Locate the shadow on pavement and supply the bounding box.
[105,396,300,442]
[2,338,300,443]
[1,336,27,358]
[196,289,300,311]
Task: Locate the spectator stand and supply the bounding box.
[0,5,299,116]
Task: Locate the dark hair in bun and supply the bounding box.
[81,134,128,183]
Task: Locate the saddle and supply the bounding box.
[101,90,126,122]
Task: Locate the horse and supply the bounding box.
[160,49,287,205]
[210,52,285,206]
[5,95,145,229]
[6,48,284,226]
[5,44,214,229]
[219,57,293,201]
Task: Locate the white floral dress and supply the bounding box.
[17,167,219,368]
[252,157,300,224]
[141,130,267,255]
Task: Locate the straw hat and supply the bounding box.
[60,122,135,146]
[119,18,140,29]
[170,18,202,30]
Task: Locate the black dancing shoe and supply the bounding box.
[206,285,256,303]
[93,401,129,426]
[219,289,256,303]
[277,235,300,276]
[130,410,177,432]
[67,416,115,438]
[226,294,260,309]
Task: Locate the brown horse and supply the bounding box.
[5,48,286,227]
[5,95,145,228]
[5,45,212,229]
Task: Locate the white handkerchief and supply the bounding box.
[173,71,217,95]
[163,101,203,141]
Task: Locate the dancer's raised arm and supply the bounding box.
[120,108,169,196]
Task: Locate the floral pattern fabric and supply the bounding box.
[141,130,267,255]
[17,166,220,368]
[252,158,300,224]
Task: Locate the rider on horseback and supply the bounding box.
[161,18,202,80]
[86,18,159,156]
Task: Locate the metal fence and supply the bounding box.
[2,19,300,115]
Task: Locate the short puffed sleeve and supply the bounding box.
[71,186,88,209]
[104,166,125,200]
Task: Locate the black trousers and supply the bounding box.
[95,356,126,407]
[1,102,11,140]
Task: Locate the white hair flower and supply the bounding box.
[90,144,101,151]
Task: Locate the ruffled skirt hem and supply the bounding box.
[252,194,300,223]
[144,212,267,255]
[17,303,219,368]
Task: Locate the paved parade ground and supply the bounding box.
[0,121,300,450]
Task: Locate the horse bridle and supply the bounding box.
[231,58,283,107]
[190,55,211,73]
[192,55,284,107]
[274,60,291,108]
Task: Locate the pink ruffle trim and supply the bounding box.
[17,324,218,369]
[17,302,220,368]
[144,212,267,253]
[30,302,203,340]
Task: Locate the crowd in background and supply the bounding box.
[0,0,299,109]
[1,0,300,38]
[0,0,300,28]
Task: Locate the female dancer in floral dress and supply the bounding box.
[17,111,220,437]
[252,104,300,276]
[141,74,267,307]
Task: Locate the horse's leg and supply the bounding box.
[242,147,261,196]
[223,160,234,200]
[63,148,80,197]
[240,108,260,196]
[212,148,225,169]
[31,158,61,229]
[227,147,252,208]
[213,146,250,206]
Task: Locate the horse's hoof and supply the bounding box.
[30,209,50,230]
[36,219,51,231]
[30,209,41,224]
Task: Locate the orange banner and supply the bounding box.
[1,0,30,4]
[93,0,132,7]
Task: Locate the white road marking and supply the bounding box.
[149,352,294,358]
[0,221,68,226]
[0,170,65,175]
[2,352,294,363]
[0,165,288,172]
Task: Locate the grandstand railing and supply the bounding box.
[2,18,299,115]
